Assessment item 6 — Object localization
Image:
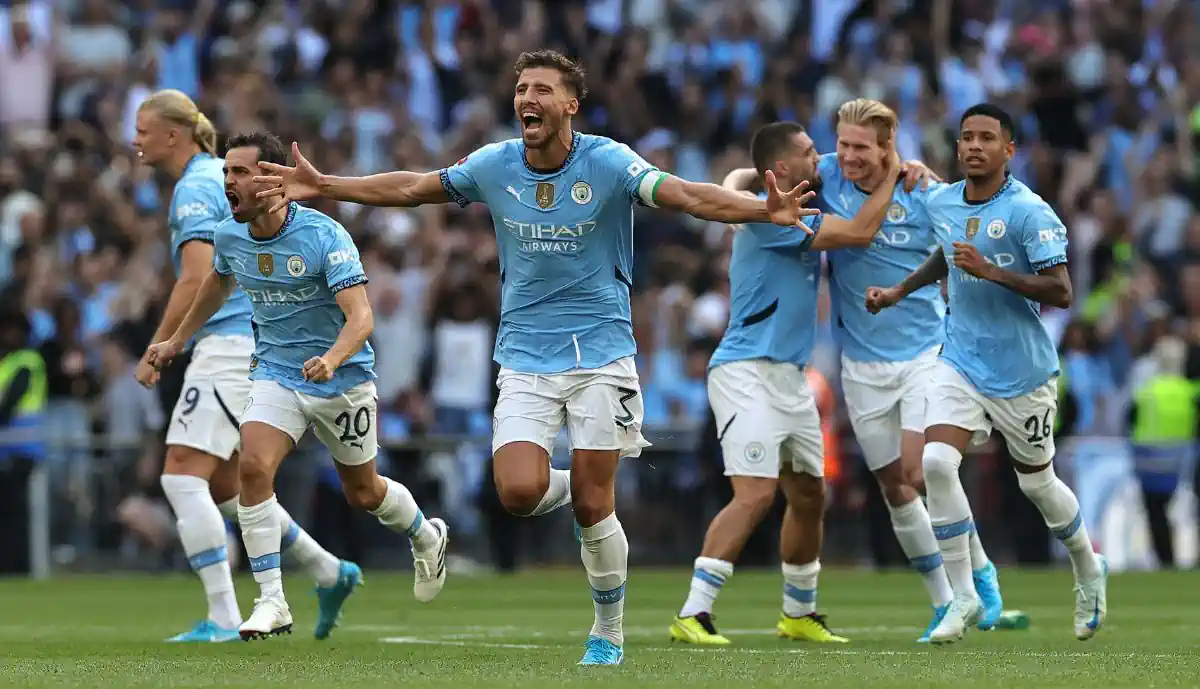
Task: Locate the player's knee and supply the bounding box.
[237,449,274,491]
[494,473,549,516]
[874,461,923,504]
[341,479,384,511]
[729,478,777,520]
[921,442,962,487]
[163,445,218,479]
[1015,461,1056,497]
[782,473,826,517]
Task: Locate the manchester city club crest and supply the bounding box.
[287,255,307,277]
[571,181,592,205]
[966,217,980,239]
[257,253,274,276]
[535,182,554,209]
[886,203,906,223]
[987,219,1007,239]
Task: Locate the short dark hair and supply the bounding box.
[960,103,1017,142]
[513,50,588,99]
[224,132,288,166]
[750,122,807,174]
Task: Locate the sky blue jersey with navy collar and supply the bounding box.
[212,203,375,398]
[926,176,1068,398]
[439,132,667,374]
[710,193,825,370]
[168,153,253,342]
[818,153,947,362]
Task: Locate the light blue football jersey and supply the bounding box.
[710,194,824,369]
[169,153,253,341]
[926,176,1068,398]
[440,132,660,374]
[212,203,375,398]
[818,154,946,362]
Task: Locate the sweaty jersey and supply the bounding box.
[927,176,1068,398]
[439,132,664,374]
[818,154,946,362]
[710,193,825,370]
[212,203,374,397]
[169,153,253,341]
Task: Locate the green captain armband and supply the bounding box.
[636,170,669,208]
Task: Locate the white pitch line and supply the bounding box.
[379,636,1192,659]
[381,636,545,650]
[352,624,923,637]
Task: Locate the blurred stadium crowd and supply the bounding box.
[0,0,1197,574]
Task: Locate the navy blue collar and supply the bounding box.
[963,173,1013,206]
[520,131,581,175]
[247,202,297,242]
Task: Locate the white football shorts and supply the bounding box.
[492,356,650,459]
[707,359,824,479]
[165,334,254,461]
[923,358,1058,466]
[242,379,379,467]
[841,346,940,471]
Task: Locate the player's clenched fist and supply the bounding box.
[303,355,335,383]
[951,242,992,280]
[144,339,184,376]
[865,286,903,314]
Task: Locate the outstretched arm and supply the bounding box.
[652,173,818,227]
[254,142,454,211]
[317,170,450,208]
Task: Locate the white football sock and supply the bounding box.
[781,560,820,617]
[887,498,953,607]
[1016,467,1101,581]
[221,495,341,587]
[238,495,284,599]
[969,530,991,571]
[161,474,241,629]
[277,506,341,588]
[528,468,572,516]
[579,512,628,646]
[372,477,439,550]
[922,442,975,596]
[679,556,733,617]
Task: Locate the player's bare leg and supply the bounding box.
[921,424,982,644]
[235,421,296,640]
[776,467,847,643]
[570,448,627,665]
[672,476,776,645]
[160,446,243,641]
[492,440,572,517]
[1008,459,1106,639]
[334,458,447,602]
[215,450,362,640]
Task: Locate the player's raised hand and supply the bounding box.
[865,286,903,314]
[302,355,334,383]
[952,241,993,279]
[143,339,183,380]
[764,169,821,234]
[900,160,942,192]
[254,142,323,214]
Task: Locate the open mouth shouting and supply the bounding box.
[521,111,545,136]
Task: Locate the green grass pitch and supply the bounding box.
[0,568,1196,688]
